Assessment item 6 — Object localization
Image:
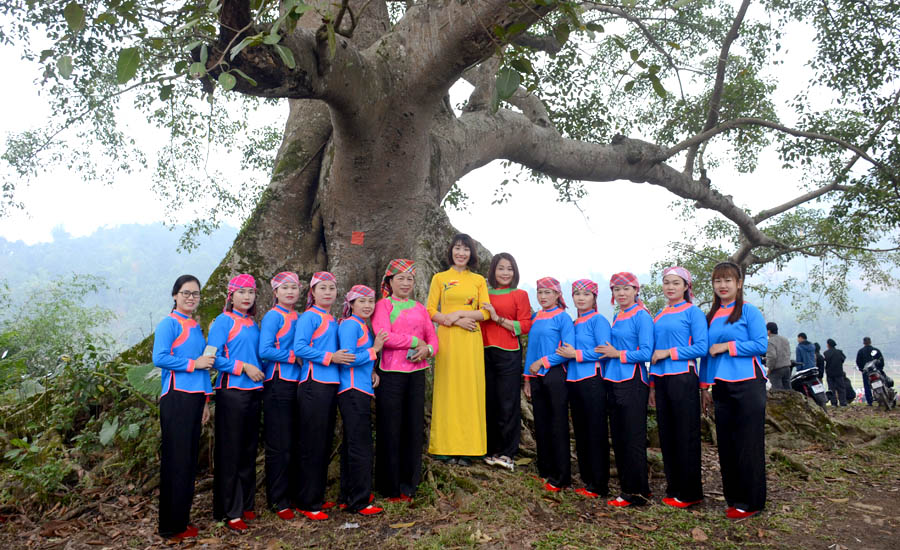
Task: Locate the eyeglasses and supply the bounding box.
[178,291,201,298]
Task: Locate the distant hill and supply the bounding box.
[0,223,238,348]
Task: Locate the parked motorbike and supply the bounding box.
[790,361,828,410]
[861,350,896,411]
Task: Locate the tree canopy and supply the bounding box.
[2,0,899,315]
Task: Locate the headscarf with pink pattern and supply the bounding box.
[225,274,256,312]
[571,279,599,311]
[536,277,567,310]
[306,271,337,310]
[342,285,376,319]
[609,272,648,312]
[381,258,417,299]
[662,266,694,303]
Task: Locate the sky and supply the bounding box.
[0,11,859,293]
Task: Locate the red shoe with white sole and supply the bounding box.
[662,497,702,509]
[574,488,599,498]
[241,511,256,521]
[298,509,329,521]
[275,508,295,520]
[321,501,337,510]
[543,482,561,493]
[225,518,248,531]
[358,505,383,516]
[726,507,759,520]
[607,497,632,507]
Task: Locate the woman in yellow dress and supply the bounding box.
[426,233,491,464]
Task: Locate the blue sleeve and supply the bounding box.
[623,311,654,364]
[208,315,239,374]
[339,322,367,368]
[734,305,769,357]
[672,307,709,360]
[577,316,611,363]
[544,314,574,367]
[293,313,332,364]
[699,355,714,386]
[152,318,193,371]
[259,312,293,363]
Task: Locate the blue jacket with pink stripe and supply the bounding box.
[650,301,709,379]
[700,301,768,385]
[604,303,653,384]
[209,310,262,390]
[338,315,378,395]
[567,310,611,382]
[293,305,342,384]
[523,306,574,377]
[152,311,212,397]
[259,305,300,382]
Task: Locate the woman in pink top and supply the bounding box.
[371,259,438,502]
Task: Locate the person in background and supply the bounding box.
[796,333,815,373]
[153,275,213,541]
[823,339,848,407]
[426,234,491,465]
[523,277,574,492]
[258,272,302,521]
[765,323,792,390]
[701,261,768,520]
[481,253,533,472]
[856,337,885,406]
[372,259,438,502]
[814,342,826,380]
[649,266,708,509]
[209,274,264,531]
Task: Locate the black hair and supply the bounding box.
[798,332,807,340]
[225,286,258,317]
[706,262,744,325]
[863,336,872,345]
[814,342,821,352]
[827,338,837,348]
[171,274,201,312]
[766,322,778,334]
[488,252,520,289]
[446,233,479,270]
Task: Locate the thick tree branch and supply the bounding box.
[512,32,563,55]
[461,58,552,127]
[683,0,752,176]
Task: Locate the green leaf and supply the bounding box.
[505,22,529,37]
[125,363,160,396]
[57,56,73,79]
[553,22,570,45]
[624,80,635,92]
[650,76,667,98]
[99,416,119,445]
[629,49,639,62]
[40,49,54,62]
[116,47,140,84]
[231,68,257,87]
[230,34,262,60]
[510,58,534,74]
[199,44,208,65]
[63,2,85,32]
[218,72,237,91]
[586,22,604,33]
[326,22,336,59]
[95,12,116,25]
[495,67,521,101]
[159,84,173,101]
[274,44,296,69]
[189,61,206,78]
[263,33,281,45]
[673,0,697,8]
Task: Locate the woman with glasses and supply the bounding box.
[701,261,768,519]
[209,274,265,531]
[153,275,212,540]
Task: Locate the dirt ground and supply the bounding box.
[2,403,898,550]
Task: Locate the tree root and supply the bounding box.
[769,449,810,475]
[858,427,900,448]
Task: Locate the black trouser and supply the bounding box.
[712,367,767,512]
[826,373,847,406]
[530,367,570,488]
[484,347,523,459]
[213,388,261,521]
[606,375,650,503]
[338,390,374,512]
[263,377,299,512]
[767,367,791,391]
[159,389,205,537]
[296,380,338,510]
[568,375,608,496]
[375,369,425,497]
[654,371,703,502]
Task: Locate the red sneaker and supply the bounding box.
[225,518,248,531]
[663,497,702,509]
[241,510,256,521]
[298,510,329,521]
[543,482,561,493]
[186,525,199,536]
[574,487,599,498]
[275,508,295,520]
[726,507,759,520]
[322,501,337,510]
[358,505,383,516]
[607,497,632,507]
[387,494,413,503]
[170,527,198,540]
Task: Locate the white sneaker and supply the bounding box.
[494,455,515,471]
[483,455,499,466]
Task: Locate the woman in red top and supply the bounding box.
[481,253,533,471]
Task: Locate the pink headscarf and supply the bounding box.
[381,259,416,299]
[225,274,256,312]
[306,271,337,310]
[609,272,647,312]
[342,285,376,319]
[662,266,694,303]
[571,279,599,311]
[536,277,567,310]
[271,271,300,291]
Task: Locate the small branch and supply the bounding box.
[753,182,851,224]
[683,0,752,175]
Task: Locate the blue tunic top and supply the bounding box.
[293,305,345,384]
[338,315,378,395]
[523,306,574,377]
[700,301,768,385]
[651,301,709,380]
[604,303,653,384]
[209,310,262,391]
[259,305,300,382]
[567,310,611,382]
[152,311,212,397]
